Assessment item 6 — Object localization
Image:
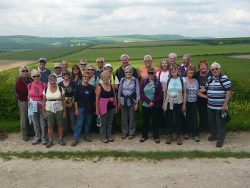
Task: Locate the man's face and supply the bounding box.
[97,59,104,69]
[62,62,68,70]
[121,56,129,67]
[144,59,152,68]
[211,66,220,77]
[182,56,190,66]
[39,60,46,69]
[168,56,176,65]
[55,67,62,75]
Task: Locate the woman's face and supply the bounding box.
[73,67,79,75]
[82,74,91,84]
[21,69,29,77]
[87,67,95,76]
[125,69,132,78]
[49,78,57,87]
[187,69,194,78]
[102,75,110,84]
[161,61,168,70]
[170,67,178,77]
[200,63,208,73]
[63,73,70,80]
[148,72,155,80]
[32,74,40,82]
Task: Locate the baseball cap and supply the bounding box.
[54,62,62,68]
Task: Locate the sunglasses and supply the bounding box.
[170,67,178,71]
[22,70,28,72]
[211,68,219,71]
[148,72,154,75]
[32,75,40,78]
[55,67,61,69]
[97,61,103,64]
[83,76,91,79]
[63,73,70,76]
[80,64,86,66]
[87,69,94,71]
[125,71,132,74]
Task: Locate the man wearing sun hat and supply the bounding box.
[53,62,63,84]
[37,57,51,83]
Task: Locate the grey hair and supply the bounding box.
[86,64,96,70]
[211,62,221,69]
[120,54,129,59]
[48,74,57,81]
[168,52,177,59]
[183,54,191,60]
[79,58,87,64]
[100,70,110,79]
[31,69,41,77]
[96,57,104,63]
[19,65,29,76]
[144,55,152,61]
[124,66,133,74]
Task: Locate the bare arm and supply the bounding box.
[95,86,101,116]
[222,90,231,112]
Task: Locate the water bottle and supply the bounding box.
[96,115,101,127]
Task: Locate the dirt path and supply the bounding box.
[0,60,34,72]
[1,132,250,188]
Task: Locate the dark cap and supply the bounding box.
[147,67,155,74]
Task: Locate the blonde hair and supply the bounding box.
[31,69,40,77]
[86,64,96,70]
[100,70,110,79]
[19,65,29,76]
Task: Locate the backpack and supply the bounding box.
[44,86,63,95]
[207,73,226,91]
[166,76,184,90]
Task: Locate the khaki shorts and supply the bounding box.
[46,110,63,128]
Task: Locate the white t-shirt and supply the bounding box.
[156,71,169,92]
[43,86,65,112]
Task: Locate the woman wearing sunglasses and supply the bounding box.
[117,66,140,139]
[71,65,82,86]
[58,70,77,138]
[140,67,163,144]
[15,65,32,142]
[28,69,47,145]
[163,65,186,145]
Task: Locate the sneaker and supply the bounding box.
[32,139,41,145]
[139,137,147,142]
[128,135,135,140]
[183,134,189,140]
[71,140,78,146]
[193,136,201,142]
[108,138,114,142]
[84,136,92,142]
[216,141,223,148]
[121,134,128,139]
[46,141,54,148]
[41,139,48,145]
[208,135,216,141]
[176,136,182,145]
[154,138,160,144]
[165,135,172,144]
[58,139,66,146]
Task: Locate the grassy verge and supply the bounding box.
[0,120,19,133]
[0,150,250,161]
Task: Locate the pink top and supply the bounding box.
[99,97,114,116]
[28,81,47,108]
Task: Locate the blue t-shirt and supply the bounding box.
[167,77,183,104]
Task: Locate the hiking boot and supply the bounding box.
[193,136,201,142]
[32,139,41,145]
[154,138,160,144]
[58,139,66,146]
[101,138,109,143]
[216,141,223,148]
[71,140,78,147]
[46,141,54,148]
[41,139,48,145]
[165,135,172,144]
[23,137,30,142]
[183,134,189,140]
[84,136,92,142]
[139,137,147,143]
[108,138,114,142]
[128,135,135,140]
[121,134,128,139]
[208,135,216,141]
[176,136,182,145]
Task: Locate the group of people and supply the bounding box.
[15,53,231,148]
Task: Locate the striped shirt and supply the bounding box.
[205,74,231,110]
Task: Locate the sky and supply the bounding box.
[0,0,249,38]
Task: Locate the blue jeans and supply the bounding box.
[73,107,93,141]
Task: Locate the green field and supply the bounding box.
[0,38,250,131]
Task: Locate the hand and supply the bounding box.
[63,111,66,118]
[222,103,228,113]
[75,110,79,116]
[96,110,100,116]
[148,102,154,108]
[134,104,138,111]
[182,104,186,112]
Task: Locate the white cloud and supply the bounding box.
[0,0,249,37]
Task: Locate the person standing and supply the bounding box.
[71,65,82,86]
[15,65,32,141]
[37,57,51,84]
[96,71,117,143]
[94,57,104,81]
[71,71,95,146]
[140,67,163,144]
[53,62,63,84]
[117,66,140,139]
[28,69,48,145]
[62,60,69,72]
[115,54,138,82]
[202,62,232,148]
[43,74,66,148]
[179,54,192,77]
[79,59,87,74]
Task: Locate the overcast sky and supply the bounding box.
[0,0,249,38]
